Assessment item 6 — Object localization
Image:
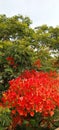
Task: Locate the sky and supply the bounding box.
[0,0,59,27]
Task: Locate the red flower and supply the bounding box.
[6,56,14,61]
[6,56,18,68]
[33,59,41,68]
[2,70,59,127]
[30,111,34,117]
[6,56,15,65]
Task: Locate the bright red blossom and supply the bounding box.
[6,56,15,65]
[6,56,18,67]
[2,70,59,126]
[33,59,41,68]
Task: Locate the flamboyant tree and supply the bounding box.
[0,15,59,92]
[0,14,59,130]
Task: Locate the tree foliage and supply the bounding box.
[0,14,59,130]
[0,14,59,91]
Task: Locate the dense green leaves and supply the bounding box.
[0,14,59,92]
[0,107,12,130]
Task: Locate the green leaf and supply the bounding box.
[30,119,36,127]
[23,120,29,125]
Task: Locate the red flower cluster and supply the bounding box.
[2,70,59,126]
[6,56,15,65]
[33,59,41,68]
[6,56,17,68]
